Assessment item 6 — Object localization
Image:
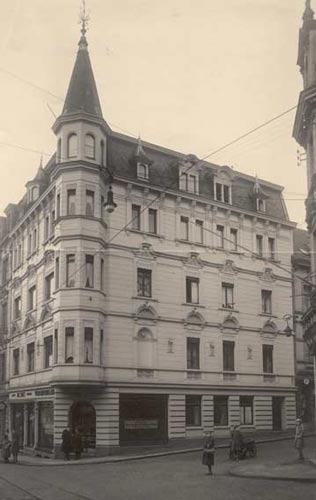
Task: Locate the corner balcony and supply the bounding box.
[50,364,105,387]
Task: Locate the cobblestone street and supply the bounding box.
[0,439,315,500]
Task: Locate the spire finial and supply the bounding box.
[79,0,89,36]
[303,0,314,22]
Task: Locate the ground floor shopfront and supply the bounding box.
[5,385,297,456]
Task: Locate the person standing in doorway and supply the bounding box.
[294,418,305,461]
[202,431,215,475]
[61,426,72,460]
[72,428,82,460]
[11,430,19,464]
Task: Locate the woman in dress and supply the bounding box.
[294,418,304,461]
[202,431,215,475]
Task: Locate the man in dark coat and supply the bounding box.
[72,428,82,460]
[61,426,72,460]
[11,430,19,464]
[230,425,244,460]
[202,431,215,475]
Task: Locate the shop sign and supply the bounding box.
[124,419,159,430]
[9,388,55,400]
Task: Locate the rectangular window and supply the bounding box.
[148,208,157,234]
[45,273,54,300]
[223,340,235,371]
[13,348,19,375]
[240,396,253,425]
[54,329,58,364]
[180,216,189,241]
[1,302,7,332]
[27,233,32,255]
[261,290,272,314]
[56,193,61,219]
[2,258,8,285]
[66,254,75,287]
[216,225,224,248]
[257,198,266,212]
[85,255,94,288]
[188,174,197,194]
[214,396,228,426]
[268,237,275,260]
[44,336,53,368]
[33,228,37,251]
[100,329,104,365]
[137,268,152,297]
[65,327,74,363]
[100,258,104,291]
[84,327,93,363]
[186,277,199,304]
[256,235,263,257]
[14,296,21,320]
[263,344,273,373]
[180,172,188,191]
[222,282,234,309]
[44,215,49,241]
[230,228,238,251]
[85,190,95,216]
[67,189,76,215]
[185,395,201,426]
[195,220,203,244]
[28,286,36,311]
[223,185,230,203]
[27,342,35,372]
[131,204,141,231]
[55,257,60,289]
[215,182,222,201]
[187,337,200,369]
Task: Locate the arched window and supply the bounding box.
[57,138,62,163]
[85,134,95,159]
[67,133,78,158]
[137,163,148,180]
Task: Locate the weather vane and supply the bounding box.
[79,0,90,36]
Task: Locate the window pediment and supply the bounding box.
[184,308,205,329]
[135,302,158,322]
[221,313,239,332]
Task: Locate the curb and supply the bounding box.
[15,432,316,467]
[229,470,316,484]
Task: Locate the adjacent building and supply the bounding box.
[0,22,297,456]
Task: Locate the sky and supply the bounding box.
[0,0,309,227]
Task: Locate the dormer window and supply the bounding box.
[256,198,266,213]
[179,170,198,194]
[215,182,231,204]
[85,134,95,159]
[67,133,78,158]
[137,162,149,180]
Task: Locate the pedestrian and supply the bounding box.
[2,432,11,463]
[294,418,304,461]
[202,430,215,475]
[230,425,244,461]
[72,428,82,460]
[61,426,72,460]
[11,430,19,464]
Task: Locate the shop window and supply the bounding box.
[66,254,75,287]
[65,327,74,363]
[28,286,36,311]
[195,220,203,244]
[85,134,95,159]
[230,228,238,251]
[45,273,54,301]
[186,277,199,304]
[216,225,224,248]
[180,216,189,241]
[261,290,272,314]
[44,335,53,368]
[85,255,94,288]
[67,133,78,158]
[27,342,35,372]
[148,208,157,234]
[67,189,76,215]
[14,296,21,320]
[85,190,95,216]
[263,344,273,373]
[137,268,152,297]
[13,348,20,375]
[240,396,253,425]
[222,283,234,309]
[84,327,93,363]
[38,401,54,450]
[26,403,35,447]
[185,395,201,426]
[132,204,141,230]
[268,237,275,260]
[223,340,235,371]
[256,235,263,257]
[187,337,200,369]
[214,395,228,426]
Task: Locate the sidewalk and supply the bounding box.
[230,460,316,483]
[12,429,316,467]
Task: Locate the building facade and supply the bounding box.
[0,25,297,456]
[293,0,316,419]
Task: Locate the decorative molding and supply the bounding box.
[44,249,54,263]
[260,267,276,283]
[134,302,158,323]
[185,252,203,268]
[184,308,206,329]
[221,259,238,275]
[221,313,240,333]
[134,242,155,260]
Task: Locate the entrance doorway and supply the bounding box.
[69,401,96,449]
[272,397,284,430]
[119,394,168,445]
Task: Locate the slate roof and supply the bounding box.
[292,228,310,268]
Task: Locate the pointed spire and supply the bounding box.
[133,136,153,165]
[303,0,314,22]
[61,1,102,118]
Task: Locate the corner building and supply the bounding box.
[0,27,296,456]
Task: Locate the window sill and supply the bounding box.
[132,296,158,302]
[128,228,164,239]
[186,425,202,429]
[219,307,239,313]
[259,313,277,318]
[182,303,205,308]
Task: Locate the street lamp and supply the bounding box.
[103,168,117,214]
[283,314,294,337]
